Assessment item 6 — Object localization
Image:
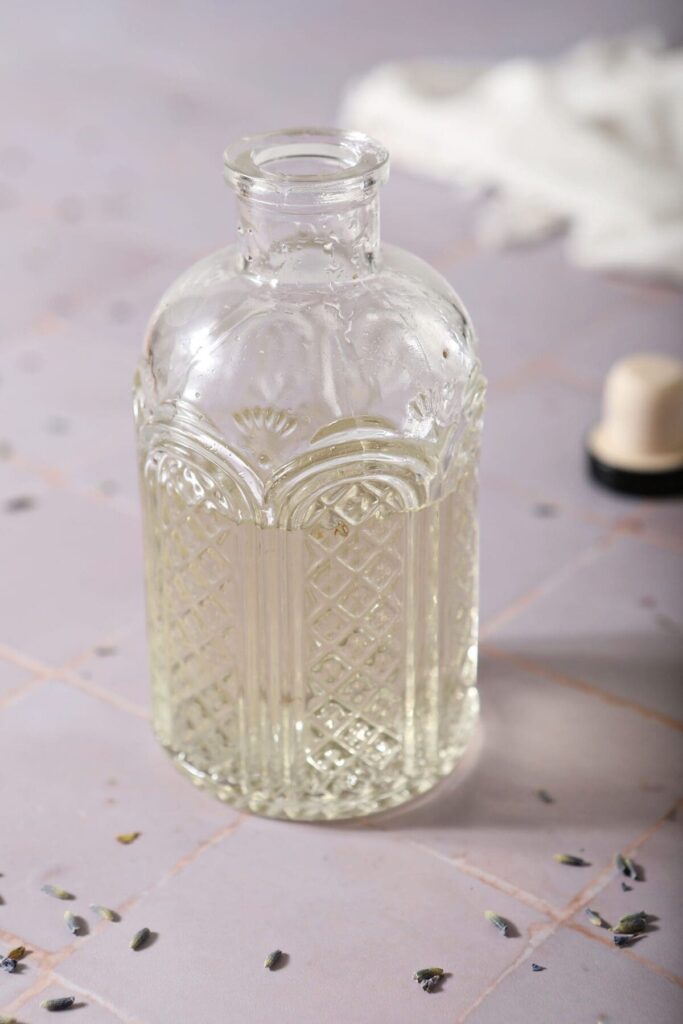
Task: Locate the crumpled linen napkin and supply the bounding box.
[340,32,683,283]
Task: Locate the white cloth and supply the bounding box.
[340,32,683,284]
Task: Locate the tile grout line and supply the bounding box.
[1,969,53,1018]
[0,643,53,676]
[478,301,635,400]
[3,448,141,521]
[0,643,150,721]
[407,838,560,921]
[455,920,557,1023]
[50,966,149,1024]
[623,526,683,556]
[480,529,617,639]
[431,236,479,272]
[12,820,249,1018]
[0,674,49,712]
[483,645,683,733]
[139,814,248,891]
[1,961,148,1024]
[58,814,248,952]
[0,928,51,967]
[57,668,151,721]
[565,920,683,988]
[454,799,681,1020]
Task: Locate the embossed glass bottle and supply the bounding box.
[135,129,484,820]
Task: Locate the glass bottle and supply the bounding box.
[134,128,485,820]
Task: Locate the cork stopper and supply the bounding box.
[587,353,683,497]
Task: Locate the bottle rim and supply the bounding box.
[223,127,389,204]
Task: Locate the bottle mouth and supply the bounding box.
[223,128,389,205]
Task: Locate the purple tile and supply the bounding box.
[372,655,682,911]
[0,463,143,666]
[70,619,150,715]
[0,219,164,340]
[0,265,177,506]
[479,480,603,626]
[465,925,682,1024]
[0,458,47,508]
[0,681,238,953]
[0,654,36,700]
[640,499,683,547]
[569,814,683,982]
[60,816,546,1024]
[0,946,44,1016]
[490,535,683,722]
[481,375,649,521]
[382,171,476,265]
[443,242,631,385]
[9,980,128,1023]
[0,328,136,494]
[556,289,683,390]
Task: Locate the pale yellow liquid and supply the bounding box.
[142,445,479,820]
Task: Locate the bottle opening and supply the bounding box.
[224,128,389,204]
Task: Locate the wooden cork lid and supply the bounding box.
[587,353,683,497]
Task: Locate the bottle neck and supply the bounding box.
[236,193,380,284]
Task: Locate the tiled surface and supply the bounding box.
[555,288,683,390]
[0,463,144,666]
[7,982,125,1024]
[465,926,682,1024]
[59,818,547,1024]
[1,2,682,1023]
[0,654,36,701]
[70,620,151,715]
[640,498,683,546]
[446,244,629,385]
[0,681,238,954]
[568,814,683,982]
[479,373,643,523]
[372,655,683,911]
[479,482,603,625]
[490,535,683,721]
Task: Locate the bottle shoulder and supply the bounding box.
[137,243,484,493]
[142,241,480,387]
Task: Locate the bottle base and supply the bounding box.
[159,687,479,822]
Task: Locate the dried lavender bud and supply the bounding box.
[7,946,26,961]
[64,910,80,935]
[613,933,639,948]
[41,884,74,900]
[0,957,17,973]
[536,789,554,804]
[4,495,36,514]
[615,852,638,880]
[90,904,118,922]
[553,853,587,866]
[421,975,442,992]
[531,963,545,971]
[264,949,283,970]
[612,912,647,935]
[130,927,151,951]
[116,832,141,845]
[484,910,510,935]
[40,996,75,1011]
[585,908,606,928]
[413,967,444,983]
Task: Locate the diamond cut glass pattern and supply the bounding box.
[136,129,483,819]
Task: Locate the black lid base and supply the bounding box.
[587,450,683,498]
